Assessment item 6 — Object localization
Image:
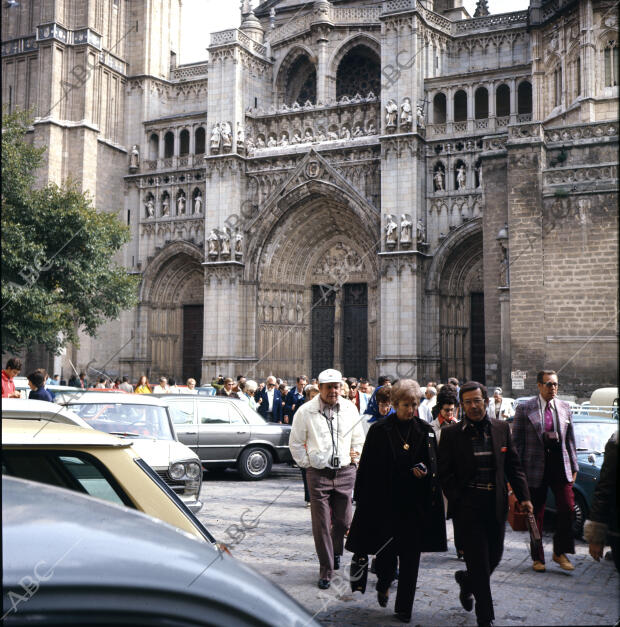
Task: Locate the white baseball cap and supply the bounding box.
[318,369,342,384]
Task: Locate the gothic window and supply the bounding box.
[454,90,467,121]
[179,129,190,155]
[164,131,174,158]
[336,45,381,100]
[195,127,205,154]
[433,92,447,123]
[604,40,618,86]
[148,133,159,160]
[553,67,562,107]
[474,86,488,119]
[284,55,316,106]
[576,56,581,97]
[518,80,532,114]
[496,84,510,117]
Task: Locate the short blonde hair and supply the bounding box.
[245,379,258,394]
[390,379,422,406]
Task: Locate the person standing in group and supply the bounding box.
[289,369,365,590]
[487,388,511,420]
[438,381,532,627]
[27,371,53,402]
[256,376,283,423]
[347,377,370,415]
[284,375,308,424]
[118,376,134,393]
[135,376,151,394]
[152,377,169,393]
[361,385,393,435]
[298,383,320,507]
[418,386,437,423]
[346,379,446,623]
[216,377,235,397]
[240,380,259,411]
[512,370,578,573]
[2,358,22,398]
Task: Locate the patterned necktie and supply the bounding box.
[544,401,554,432]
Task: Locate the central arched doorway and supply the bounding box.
[249,186,379,381]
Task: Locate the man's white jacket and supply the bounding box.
[289,395,365,469]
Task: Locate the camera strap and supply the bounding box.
[323,407,339,461]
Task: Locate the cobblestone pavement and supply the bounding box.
[196,466,619,627]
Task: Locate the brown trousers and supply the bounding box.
[306,464,357,580]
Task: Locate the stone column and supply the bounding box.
[158,130,165,160]
[510,78,517,122]
[466,84,474,132]
[316,34,329,104]
[488,81,496,131]
[499,288,511,392]
[189,125,196,155]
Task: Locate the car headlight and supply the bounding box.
[169,462,186,480]
[185,462,201,480]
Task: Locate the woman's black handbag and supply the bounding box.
[350,554,369,593]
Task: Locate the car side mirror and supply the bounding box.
[587,453,596,465]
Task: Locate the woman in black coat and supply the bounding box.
[345,379,447,623]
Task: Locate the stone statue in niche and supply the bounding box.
[434,167,445,191]
[366,121,377,135]
[292,131,302,144]
[193,192,202,214]
[304,128,315,142]
[210,123,221,152]
[161,197,170,217]
[220,229,231,258]
[145,198,154,218]
[340,126,351,140]
[456,164,467,190]
[267,135,277,147]
[278,133,289,146]
[327,129,339,141]
[221,122,232,151]
[352,124,364,137]
[234,231,243,259]
[236,122,245,150]
[416,104,425,128]
[400,215,412,243]
[400,97,413,131]
[246,137,255,154]
[385,214,398,245]
[385,99,398,129]
[129,145,140,169]
[416,220,425,244]
[316,128,326,142]
[256,136,266,148]
[177,192,186,215]
[207,230,219,259]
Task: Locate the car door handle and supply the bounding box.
[185,431,197,435]
[237,430,249,434]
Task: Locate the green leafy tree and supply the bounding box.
[1,109,139,354]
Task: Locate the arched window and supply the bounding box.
[517,81,532,114]
[474,86,488,119]
[433,93,447,124]
[164,131,174,158]
[195,127,205,154]
[336,45,381,100]
[496,84,510,117]
[179,129,190,155]
[553,68,562,107]
[284,55,316,106]
[148,133,159,160]
[454,90,467,122]
[604,40,618,86]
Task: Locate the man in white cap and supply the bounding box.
[289,368,366,590]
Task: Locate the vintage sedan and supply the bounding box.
[545,413,618,538]
[2,420,213,543]
[2,476,319,626]
[162,396,293,480]
[58,392,203,512]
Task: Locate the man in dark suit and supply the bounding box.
[438,381,532,627]
[512,370,578,572]
[256,375,283,423]
[283,375,307,424]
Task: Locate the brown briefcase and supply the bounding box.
[507,484,527,531]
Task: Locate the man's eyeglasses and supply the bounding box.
[542,381,559,388]
[267,383,275,387]
[462,398,485,406]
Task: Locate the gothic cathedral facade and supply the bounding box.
[2,0,618,395]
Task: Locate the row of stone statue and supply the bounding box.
[210,122,236,154]
[385,97,425,132]
[385,214,425,246]
[207,228,243,261]
[246,91,378,116]
[248,121,378,151]
[433,163,482,192]
[144,191,203,218]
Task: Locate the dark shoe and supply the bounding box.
[334,555,341,570]
[393,612,411,623]
[377,590,389,607]
[477,621,494,627]
[350,554,369,593]
[318,578,330,590]
[455,570,473,612]
[457,550,465,560]
[370,557,376,574]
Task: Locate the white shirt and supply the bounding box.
[152,385,169,393]
[418,404,433,423]
[289,395,365,469]
[267,388,274,412]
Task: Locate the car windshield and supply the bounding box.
[574,421,617,453]
[68,403,175,440]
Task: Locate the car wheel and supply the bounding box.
[573,492,587,539]
[238,447,272,481]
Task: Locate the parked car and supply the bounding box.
[1,398,90,428]
[13,381,83,400]
[545,413,618,538]
[2,476,319,626]
[57,392,203,512]
[162,396,293,480]
[2,420,213,543]
[505,396,534,422]
[197,385,217,396]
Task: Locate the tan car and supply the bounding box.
[2,419,214,544]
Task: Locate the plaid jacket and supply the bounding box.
[512,396,578,488]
